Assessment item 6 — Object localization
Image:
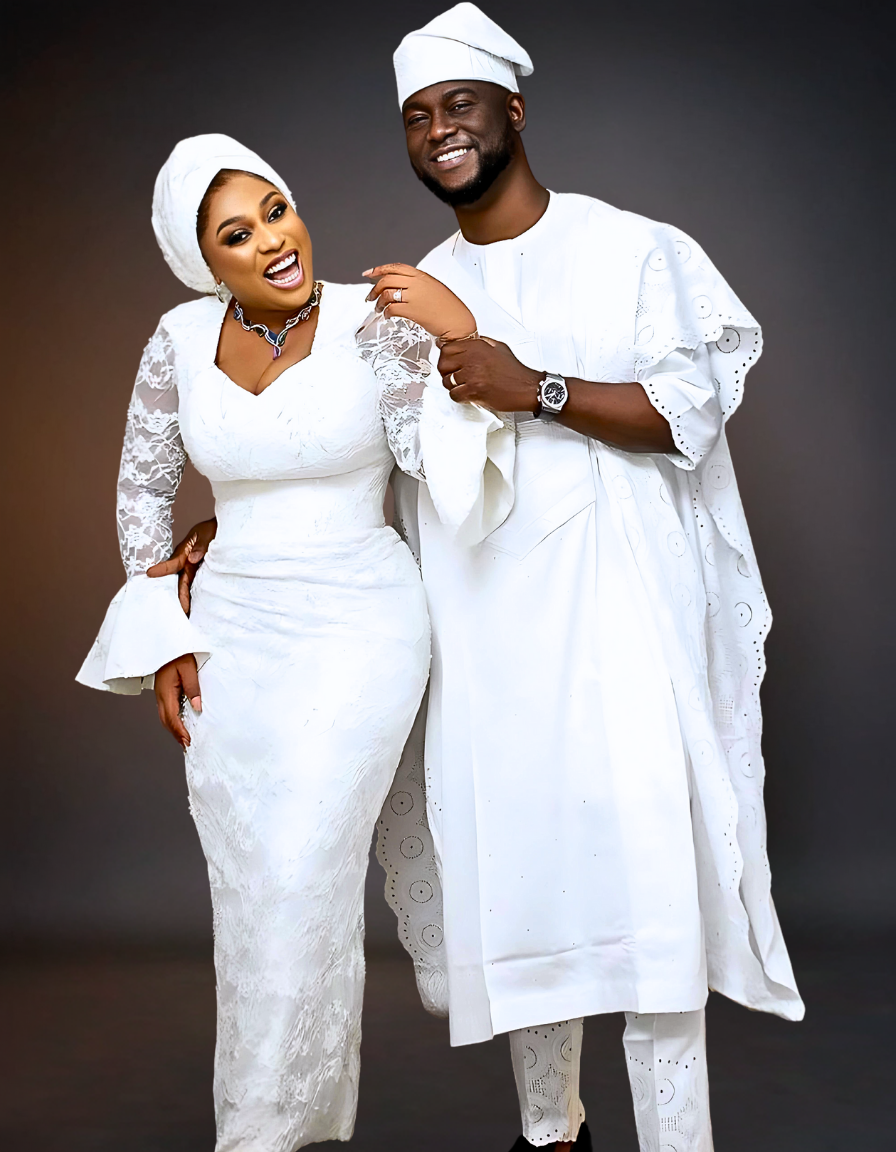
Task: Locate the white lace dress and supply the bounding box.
[77,282,431,1152]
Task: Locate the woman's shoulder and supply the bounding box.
[318,281,373,342]
[152,292,225,354]
[157,295,226,339]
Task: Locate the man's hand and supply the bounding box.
[154,654,201,748]
[147,518,217,616]
[438,336,541,414]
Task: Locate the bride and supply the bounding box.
[77,133,475,1152]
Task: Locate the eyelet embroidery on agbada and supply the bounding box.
[510,1019,585,1146]
[633,230,762,469]
[373,693,449,1017]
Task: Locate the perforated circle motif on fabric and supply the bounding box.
[399,835,424,859]
[716,328,741,353]
[389,791,413,815]
[421,924,443,948]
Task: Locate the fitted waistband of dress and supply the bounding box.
[211,475,387,548]
[203,525,407,584]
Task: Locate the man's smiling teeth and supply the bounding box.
[436,148,470,163]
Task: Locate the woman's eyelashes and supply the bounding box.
[223,203,287,245]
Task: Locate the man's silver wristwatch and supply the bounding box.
[534,372,569,421]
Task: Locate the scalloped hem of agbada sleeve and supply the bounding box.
[76,573,211,695]
[419,379,515,546]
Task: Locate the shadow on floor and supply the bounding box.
[0,934,892,1151]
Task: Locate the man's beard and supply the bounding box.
[412,126,515,207]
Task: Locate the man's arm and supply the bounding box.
[146,517,217,613]
[436,338,675,454]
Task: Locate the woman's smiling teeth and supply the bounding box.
[264,251,303,288]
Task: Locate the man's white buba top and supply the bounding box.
[393,192,804,1046]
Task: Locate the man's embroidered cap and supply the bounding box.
[393,3,533,110]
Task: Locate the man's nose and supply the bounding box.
[428,113,457,143]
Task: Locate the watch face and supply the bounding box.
[542,378,567,408]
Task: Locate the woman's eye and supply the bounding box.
[268,202,286,222]
[226,229,250,246]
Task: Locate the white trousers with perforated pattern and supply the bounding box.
[510,1011,712,1149]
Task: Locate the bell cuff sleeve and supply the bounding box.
[633,221,763,426]
[75,574,211,695]
[419,372,516,546]
[640,346,724,471]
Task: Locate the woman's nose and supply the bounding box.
[257,226,282,251]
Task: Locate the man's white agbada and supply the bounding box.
[393,1,533,108]
[380,5,805,1070]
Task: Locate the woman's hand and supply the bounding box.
[147,518,217,615]
[363,264,476,341]
[154,654,201,748]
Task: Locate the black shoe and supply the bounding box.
[508,1122,592,1151]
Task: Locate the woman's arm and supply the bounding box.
[118,326,187,575]
[357,311,434,479]
[118,325,199,746]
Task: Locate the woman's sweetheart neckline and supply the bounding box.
[207,283,368,398]
[212,355,311,399]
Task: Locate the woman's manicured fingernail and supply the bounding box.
[190,696,202,712]
[362,268,374,277]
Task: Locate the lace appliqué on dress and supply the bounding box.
[117,324,186,577]
[356,312,433,480]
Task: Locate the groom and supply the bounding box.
[157,5,803,1150]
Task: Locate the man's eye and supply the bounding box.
[450,102,471,112]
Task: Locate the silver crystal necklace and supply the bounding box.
[232,281,322,359]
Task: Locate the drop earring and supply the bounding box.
[214,281,229,303]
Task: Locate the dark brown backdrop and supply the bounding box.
[2,0,893,948]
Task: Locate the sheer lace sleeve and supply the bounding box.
[117,324,186,578]
[356,310,515,546]
[76,321,208,695]
[356,312,433,480]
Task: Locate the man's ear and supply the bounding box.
[507,92,527,132]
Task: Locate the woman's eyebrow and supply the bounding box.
[259,190,279,207]
[216,214,245,236]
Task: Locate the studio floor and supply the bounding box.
[1,934,891,1152]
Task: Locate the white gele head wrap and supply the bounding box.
[393,3,533,110]
[151,133,296,294]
